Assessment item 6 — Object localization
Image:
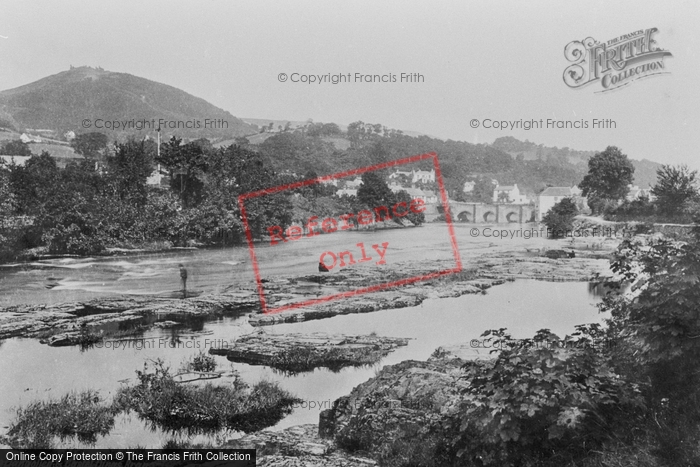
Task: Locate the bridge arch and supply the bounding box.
[505,211,519,223]
[483,211,496,223]
[457,211,473,222]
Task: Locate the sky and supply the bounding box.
[0,0,698,168]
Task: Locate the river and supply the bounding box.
[0,224,609,447]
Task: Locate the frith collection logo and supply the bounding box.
[563,28,672,93]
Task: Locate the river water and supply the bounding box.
[0,224,608,447]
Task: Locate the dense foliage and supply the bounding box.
[650,164,699,217]
[0,138,294,257]
[579,146,635,213]
[542,197,578,238]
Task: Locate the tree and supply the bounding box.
[106,138,154,206]
[357,172,393,209]
[156,137,208,207]
[542,197,578,238]
[0,139,32,157]
[579,146,635,213]
[394,190,425,226]
[8,151,61,215]
[71,132,109,159]
[651,164,698,217]
[468,177,496,203]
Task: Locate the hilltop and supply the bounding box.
[0,66,257,139]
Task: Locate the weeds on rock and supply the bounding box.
[113,359,299,434]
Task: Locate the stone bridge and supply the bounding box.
[440,201,535,223]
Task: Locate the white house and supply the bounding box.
[389,169,435,184]
[19,133,42,144]
[493,184,528,204]
[319,178,338,187]
[626,185,654,201]
[0,155,31,167]
[536,187,573,221]
[336,188,358,197]
[462,180,476,193]
[344,177,363,189]
[411,169,435,184]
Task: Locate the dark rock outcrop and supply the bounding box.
[224,424,377,466]
[319,358,472,464]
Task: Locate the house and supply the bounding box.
[146,165,167,186]
[19,133,42,143]
[423,189,439,204]
[462,180,476,193]
[336,188,358,197]
[319,178,338,187]
[402,187,427,202]
[536,187,573,221]
[344,177,363,189]
[0,155,31,167]
[493,184,528,204]
[411,169,435,184]
[626,185,654,201]
[389,169,435,184]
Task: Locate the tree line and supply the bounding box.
[0,133,426,260]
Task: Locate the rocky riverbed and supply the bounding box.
[0,232,621,459]
[0,247,612,345]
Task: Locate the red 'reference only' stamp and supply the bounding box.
[238,152,462,314]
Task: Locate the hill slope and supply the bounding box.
[492,136,660,188]
[0,66,257,139]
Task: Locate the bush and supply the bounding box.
[542,197,578,238]
[606,196,656,222]
[453,327,644,466]
[113,359,299,434]
[5,390,116,448]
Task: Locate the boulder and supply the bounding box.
[319,358,470,464]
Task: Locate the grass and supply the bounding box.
[178,350,218,373]
[4,390,116,448]
[113,359,300,434]
[268,345,383,375]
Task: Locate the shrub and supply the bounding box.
[113,359,299,434]
[542,197,578,238]
[179,350,217,373]
[5,390,116,448]
[453,327,644,466]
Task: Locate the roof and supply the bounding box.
[539,187,572,197]
[403,187,425,196]
[495,185,517,191]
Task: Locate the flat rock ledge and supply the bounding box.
[224,424,377,466]
[0,291,259,345]
[249,279,503,327]
[210,332,410,373]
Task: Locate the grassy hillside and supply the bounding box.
[0,66,257,140]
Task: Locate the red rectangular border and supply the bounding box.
[238,152,462,314]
